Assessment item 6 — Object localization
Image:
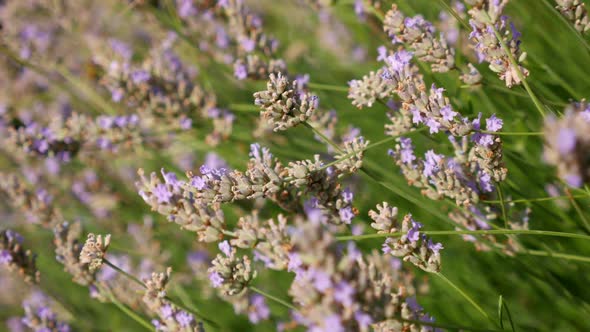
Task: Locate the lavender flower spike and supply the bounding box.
[254,72,318,131]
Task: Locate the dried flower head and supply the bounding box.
[208,241,257,296]
[79,233,111,272]
[254,72,318,131]
[370,202,443,273]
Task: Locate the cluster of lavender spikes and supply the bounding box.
[383,5,455,73]
[465,0,529,87]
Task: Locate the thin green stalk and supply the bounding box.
[496,182,509,228]
[250,286,297,311]
[437,0,470,30]
[486,14,547,117]
[303,122,345,153]
[564,188,590,233]
[103,259,146,289]
[483,131,542,136]
[484,193,590,204]
[318,128,427,171]
[307,82,349,92]
[436,273,497,327]
[335,229,590,242]
[101,286,153,331]
[103,259,219,327]
[522,248,590,263]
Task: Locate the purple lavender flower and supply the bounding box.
[209,271,224,288]
[175,311,194,327]
[131,70,151,84]
[248,295,270,323]
[338,207,354,224]
[234,63,248,80]
[486,114,503,132]
[399,137,416,164]
[423,150,442,177]
[342,188,354,203]
[219,240,231,256]
[334,282,355,307]
[478,171,494,193]
[309,268,332,292]
[407,220,422,243]
[153,184,173,204]
[427,239,444,254]
[385,50,413,75]
[0,250,13,264]
[178,0,197,18]
[440,105,457,121]
[354,311,373,329]
[425,118,441,134]
[239,37,256,52]
[556,128,577,155]
[160,304,174,319]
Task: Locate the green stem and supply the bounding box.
[303,122,345,153]
[318,128,427,171]
[565,188,590,233]
[496,182,509,228]
[104,259,218,327]
[522,249,590,263]
[335,229,590,242]
[436,273,496,327]
[101,286,153,331]
[437,0,470,30]
[103,259,146,289]
[250,286,297,311]
[307,82,349,92]
[484,193,590,204]
[486,15,547,117]
[483,131,542,136]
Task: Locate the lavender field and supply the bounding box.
[1,0,590,331]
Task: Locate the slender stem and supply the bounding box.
[522,248,590,263]
[103,257,148,288]
[436,273,496,327]
[437,0,470,30]
[250,286,297,311]
[103,259,146,289]
[104,259,218,327]
[486,15,546,117]
[335,229,590,242]
[303,122,344,153]
[229,103,259,112]
[496,182,509,228]
[565,188,590,233]
[484,193,590,204]
[100,286,153,331]
[318,128,427,171]
[483,131,542,136]
[307,82,349,92]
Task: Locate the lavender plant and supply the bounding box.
[1,0,590,331]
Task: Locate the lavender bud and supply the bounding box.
[79,233,111,272]
[254,72,318,131]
